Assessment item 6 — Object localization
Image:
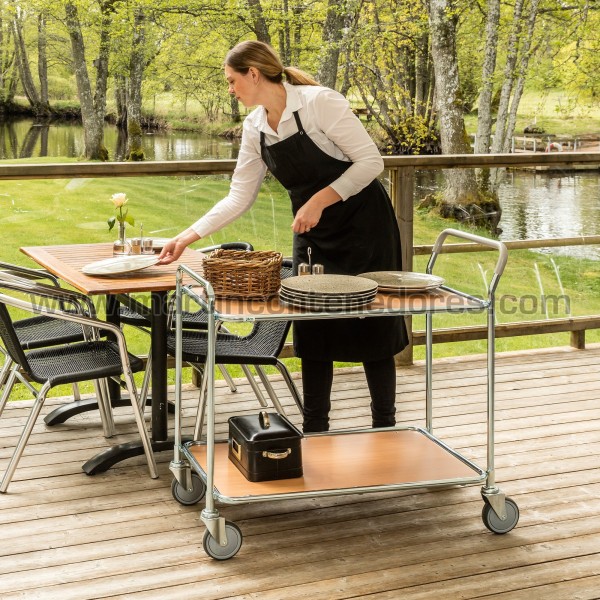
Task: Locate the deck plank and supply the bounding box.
[1,346,599,599]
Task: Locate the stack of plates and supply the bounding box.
[279,274,378,311]
[359,271,445,292]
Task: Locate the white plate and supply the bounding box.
[358,271,445,291]
[82,255,159,276]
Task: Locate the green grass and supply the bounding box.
[464,89,600,137]
[2,161,600,401]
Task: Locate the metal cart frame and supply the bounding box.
[169,229,518,560]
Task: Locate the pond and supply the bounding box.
[2,119,600,259]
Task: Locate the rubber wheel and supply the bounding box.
[482,497,519,534]
[171,473,206,506]
[203,521,243,560]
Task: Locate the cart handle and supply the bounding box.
[428,228,508,295]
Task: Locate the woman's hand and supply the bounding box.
[157,229,201,264]
[291,186,342,234]
[292,201,323,234]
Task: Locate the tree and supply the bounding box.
[0,3,18,112]
[11,0,50,116]
[428,0,501,231]
[125,6,146,160]
[316,0,346,88]
[348,0,438,155]
[64,0,113,160]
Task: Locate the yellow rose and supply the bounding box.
[111,193,128,208]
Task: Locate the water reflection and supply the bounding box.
[415,169,600,259]
[0,119,240,161]
[2,120,600,259]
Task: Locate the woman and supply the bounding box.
[159,40,408,432]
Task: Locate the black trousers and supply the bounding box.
[301,356,397,433]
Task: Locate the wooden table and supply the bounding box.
[21,242,205,474]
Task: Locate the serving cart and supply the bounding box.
[169,228,518,560]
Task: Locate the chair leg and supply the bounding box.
[0,364,19,418]
[121,372,158,479]
[241,364,268,408]
[218,364,237,392]
[193,364,208,441]
[72,383,82,402]
[138,346,152,414]
[255,365,286,415]
[275,359,303,413]
[0,351,13,390]
[0,381,50,493]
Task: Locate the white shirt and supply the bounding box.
[190,82,384,238]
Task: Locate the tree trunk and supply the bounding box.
[12,11,42,113]
[246,0,271,44]
[114,74,127,129]
[230,96,240,122]
[502,0,540,153]
[429,0,500,231]
[474,0,500,155]
[317,0,344,89]
[126,8,146,161]
[278,0,291,66]
[490,0,524,154]
[37,12,49,110]
[65,1,111,161]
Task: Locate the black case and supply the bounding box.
[228,411,303,482]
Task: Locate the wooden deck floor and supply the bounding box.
[1,345,600,599]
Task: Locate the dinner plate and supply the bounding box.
[279,291,377,309]
[279,296,375,311]
[281,274,378,296]
[358,271,445,291]
[82,255,159,276]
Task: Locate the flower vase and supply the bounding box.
[113,221,131,256]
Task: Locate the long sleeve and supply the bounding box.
[189,119,267,238]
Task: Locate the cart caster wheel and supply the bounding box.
[171,473,206,506]
[203,521,243,560]
[482,497,519,534]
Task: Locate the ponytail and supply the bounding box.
[283,66,319,86]
[226,40,320,87]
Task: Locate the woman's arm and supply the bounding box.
[158,119,266,264]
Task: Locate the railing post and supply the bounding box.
[389,165,414,366]
[570,330,585,350]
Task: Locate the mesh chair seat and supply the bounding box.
[26,340,144,386]
[14,314,88,349]
[166,321,290,366]
[119,304,208,330]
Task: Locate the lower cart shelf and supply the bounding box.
[184,428,486,503]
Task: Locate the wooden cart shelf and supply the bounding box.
[186,429,482,501]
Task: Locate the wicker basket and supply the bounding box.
[203,249,283,300]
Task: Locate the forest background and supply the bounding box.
[1,0,599,228]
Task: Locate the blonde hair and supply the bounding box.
[225,40,319,86]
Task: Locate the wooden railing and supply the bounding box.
[2,151,600,363]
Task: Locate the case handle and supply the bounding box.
[262,448,292,460]
[259,411,270,429]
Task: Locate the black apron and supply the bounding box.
[260,111,408,362]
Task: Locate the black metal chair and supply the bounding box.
[167,259,302,439]
[0,265,115,433]
[0,282,157,493]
